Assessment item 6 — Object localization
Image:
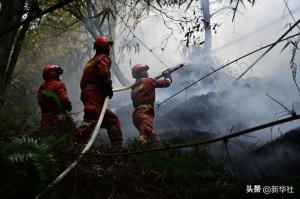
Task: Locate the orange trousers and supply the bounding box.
[132,105,160,143]
[80,87,123,143]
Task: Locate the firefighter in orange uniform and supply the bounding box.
[79,36,123,145]
[37,64,75,135]
[131,64,172,144]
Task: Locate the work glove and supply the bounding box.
[103,83,113,99]
[162,70,172,83]
[64,101,72,112]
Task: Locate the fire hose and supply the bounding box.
[35,96,109,199]
[113,63,185,92]
[35,63,184,197]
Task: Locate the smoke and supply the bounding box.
[26,0,299,154]
[109,0,300,139]
[13,0,299,178]
[9,0,294,181]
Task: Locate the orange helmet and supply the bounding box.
[94,36,114,49]
[42,64,63,80]
[132,64,149,79]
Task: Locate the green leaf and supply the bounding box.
[135,0,142,6]
[185,0,193,12]
[91,8,109,19]
[1,136,74,189]
[280,41,291,53]
[92,164,105,172]
[156,0,162,7]
[109,8,116,20]
[100,12,108,27]
[91,7,116,27]
[74,0,87,7]
[240,0,246,9]
[145,0,151,6]
[41,90,63,111]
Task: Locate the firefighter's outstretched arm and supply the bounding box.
[153,78,171,88]
[162,70,172,82]
[155,63,184,80]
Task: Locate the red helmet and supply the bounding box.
[42,64,63,80]
[94,36,114,49]
[132,64,149,79]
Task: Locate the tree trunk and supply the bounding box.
[200,0,212,53]
[0,0,26,91]
[191,0,212,58]
[2,7,34,96]
[81,18,131,86]
[69,0,130,86]
[108,1,131,86]
[0,0,27,106]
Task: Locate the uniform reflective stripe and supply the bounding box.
[100,58,110,65]
[84,55,106,69]
[136,104,153,109]
[80,121,92,127]
[85,60,95,69]
[132,83,144,94]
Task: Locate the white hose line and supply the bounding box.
[113,85,132,92]
[35,96,109,199]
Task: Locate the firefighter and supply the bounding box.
[131,64,172,144]
[37,64,75,135]
[78,36,123,145]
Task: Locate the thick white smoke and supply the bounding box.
[107,0,300,143]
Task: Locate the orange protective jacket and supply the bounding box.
[38,78,71,114]
[131,78,171,108]
[80,54,112,92]
[80,54,113,122]
[79,54,122,143]
[131,78,171,142]
[37,78,73,132]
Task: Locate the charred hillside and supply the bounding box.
[234,127,300,179]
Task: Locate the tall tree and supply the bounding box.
[64,0,131,86]
[196,0,235,53]
[0,0,38,105]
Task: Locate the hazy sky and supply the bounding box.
[114,0,300,83]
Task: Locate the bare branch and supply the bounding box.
[235,19,300,82]
[265,93,294,116]
[211,6,234,18]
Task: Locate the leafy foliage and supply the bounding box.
[91,7,116,26]
[41,90,63,111]
[0,105,39,137]
[3,137,58,188]
[140,149,239,198]
[0,133,73,198]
